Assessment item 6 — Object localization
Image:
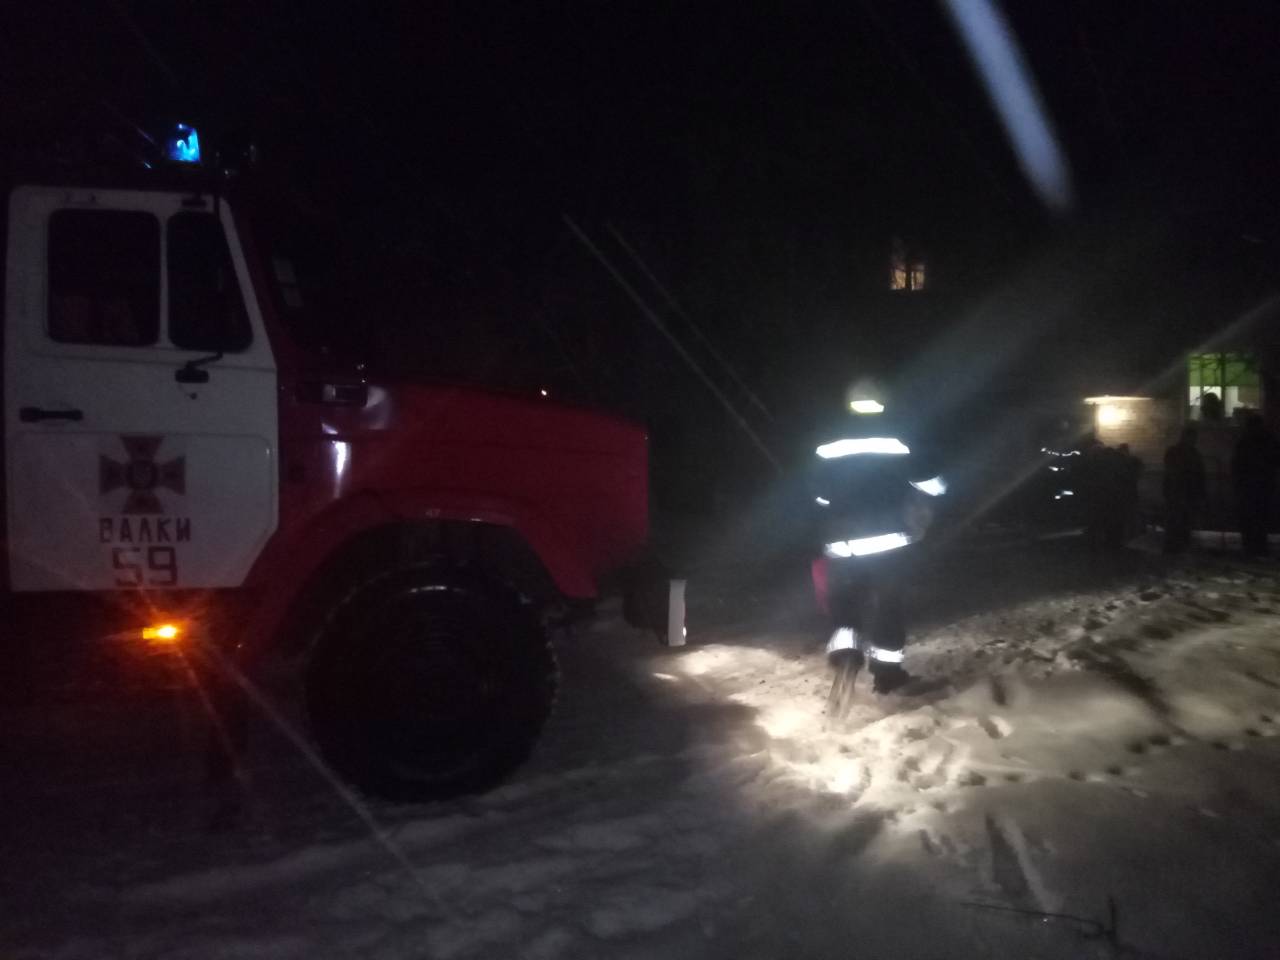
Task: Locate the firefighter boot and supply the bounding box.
[870,658,911,695]
[825,627,864,671]
[825,629,865,721]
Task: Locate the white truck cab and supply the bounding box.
[4,185,277,592]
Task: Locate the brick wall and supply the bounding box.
[1092,398,1180,467]
[1093,397,1176,520]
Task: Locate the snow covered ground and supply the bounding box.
[5,531,1280,959]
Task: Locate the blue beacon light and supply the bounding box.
[166,124,201,164]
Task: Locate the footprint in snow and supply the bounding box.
[977,715,1013,740]
[988,676,1008,707]
[1086,718,1279,786]
[918,828,960,858]
[1243,671,1280,691]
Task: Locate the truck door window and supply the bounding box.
[167,212,252,352]
[47,209,160,346]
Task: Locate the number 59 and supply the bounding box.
[112,546,178,587]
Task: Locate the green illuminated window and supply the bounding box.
[1188,352,1259,419]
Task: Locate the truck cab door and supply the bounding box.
[3,186,278,591]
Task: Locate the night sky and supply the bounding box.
[4,2,1280,470]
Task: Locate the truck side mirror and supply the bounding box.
[175,351,223,384]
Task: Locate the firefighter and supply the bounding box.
[810,383,943,705]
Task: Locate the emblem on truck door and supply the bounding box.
[99,436,186,515]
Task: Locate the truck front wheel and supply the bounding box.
[305,566,557,801]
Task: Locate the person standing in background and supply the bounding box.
[1117,443,1144,540]
[1232,415,1280,557]
[1163,427,1206,554]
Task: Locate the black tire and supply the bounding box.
[305,565,557,802]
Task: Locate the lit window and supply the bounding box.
[1188,352,1259,419]
[889,237,926,292]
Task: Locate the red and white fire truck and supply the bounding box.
[1,136,655,800]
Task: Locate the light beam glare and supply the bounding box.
[941,0,1073,213]
[190,642,439,904]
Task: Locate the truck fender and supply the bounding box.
[374,488,596,599]
[238,489,595,656]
